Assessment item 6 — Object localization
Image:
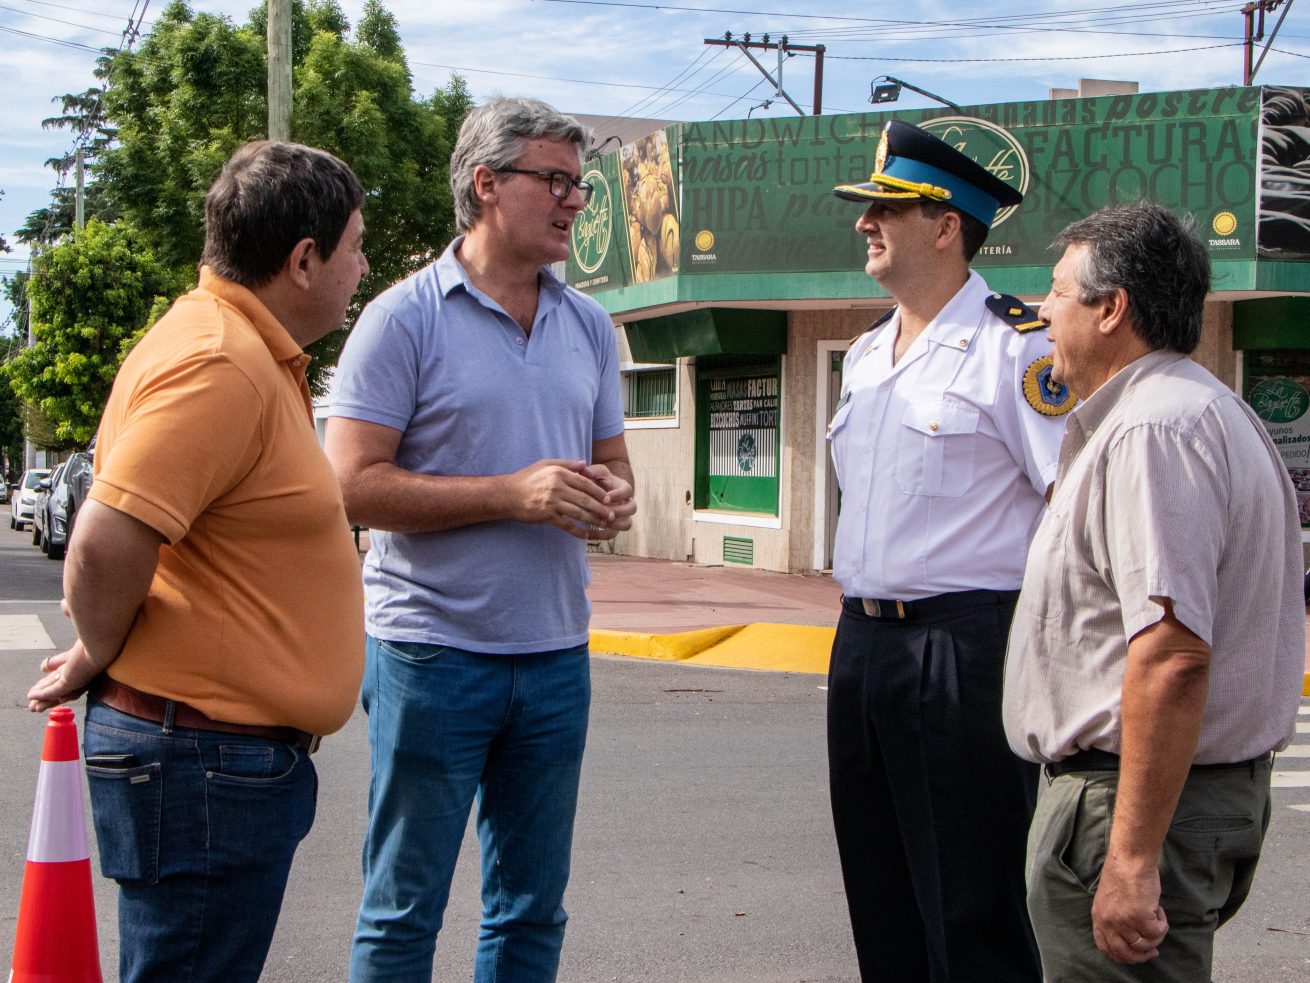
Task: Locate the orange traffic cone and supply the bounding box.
[10,705,102,982]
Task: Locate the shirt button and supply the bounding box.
[516,338,524,346]
[958,339,968,348]
[929,421,939,432]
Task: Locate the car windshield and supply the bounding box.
[23,472,48,490]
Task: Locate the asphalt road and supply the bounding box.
[0,522,1306,981]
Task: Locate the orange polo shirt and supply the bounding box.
[90,268,364,735]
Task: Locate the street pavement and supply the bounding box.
[1,526,1307,980]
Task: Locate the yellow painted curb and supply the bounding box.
[591,623,834,675]
[1303,673,1309,697]
[684,623,834,674]
[589,626,744,662]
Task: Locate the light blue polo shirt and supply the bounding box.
[327,237,624,654]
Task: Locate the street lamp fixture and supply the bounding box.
[869,75,961,111]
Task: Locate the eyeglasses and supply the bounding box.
[497,168,594,205]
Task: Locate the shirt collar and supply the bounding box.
[868,270,987,352]
[434,235,567,312]
[1069,348,1184,432]
[197,267,305,365]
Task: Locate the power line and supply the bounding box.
[8,0,132,24]
[0,3,125,36]
[830,41,1245,63]
[0,23,100,49]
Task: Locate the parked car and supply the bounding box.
[57,450,94,546]
[9,468,51,531]
[32,462,68,558]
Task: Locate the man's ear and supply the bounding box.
[932,208,962,251]
[472,164,499,204]
[1099,286,1131,337]
[284,237,317,290]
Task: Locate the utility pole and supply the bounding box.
[704,33,827,115]
[1242,0,1294,85]
[74,149,85,232]
[267,0,292,140]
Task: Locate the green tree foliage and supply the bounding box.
[3,220,184,446]
[83,0,470,387]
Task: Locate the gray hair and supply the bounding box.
[450,98,590,233]
[1052,200,1210,355]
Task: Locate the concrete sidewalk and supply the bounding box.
[587,553,840,675]
[587,553,1310,693]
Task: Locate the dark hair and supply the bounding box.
[918,200,989,261]
[1053,200,1210,354]
[450,98,590,233]
[201,141,364,288]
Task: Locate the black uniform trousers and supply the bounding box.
[827,590,1041,983]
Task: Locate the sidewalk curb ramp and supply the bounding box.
[591,624,835,675]
[594,630,1310,694]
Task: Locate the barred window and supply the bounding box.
[622,365,676,419]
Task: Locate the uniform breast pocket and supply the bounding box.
[894,400,979,497]
[826,400,854,487]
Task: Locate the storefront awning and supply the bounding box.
[624,308,788,362]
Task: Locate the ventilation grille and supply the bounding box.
[722,536,754,566]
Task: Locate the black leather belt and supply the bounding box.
[90,675,321,754]
[1047,748,1270,778]
[841,589,1019,621]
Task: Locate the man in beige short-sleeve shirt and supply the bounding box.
[1003,200,1303,982]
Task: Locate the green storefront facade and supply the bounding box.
[570,84,1310,572]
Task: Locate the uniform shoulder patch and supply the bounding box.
[849,307,896,346]
[986,292,1045,333]
[1023,355,1076,417]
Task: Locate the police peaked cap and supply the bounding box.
[833,120,1023,228]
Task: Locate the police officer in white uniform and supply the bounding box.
[826,121,1072,983]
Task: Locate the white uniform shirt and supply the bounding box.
[829,271,1065,600]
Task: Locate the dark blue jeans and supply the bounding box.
[83,697,318,983]
[350,637,591,983]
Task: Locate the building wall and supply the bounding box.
[612,298,1243,574]
[607,357,696,561]
[1193,301,1237,391]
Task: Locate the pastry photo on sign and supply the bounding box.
[619,129,680,283]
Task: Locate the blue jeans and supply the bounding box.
[350,637,591,983]
[83,697,318,983]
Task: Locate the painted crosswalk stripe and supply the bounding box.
[0,614,54,651]
[1277,746,1310,757]
[1272,771,1310,788]
[1298,722,1310,734]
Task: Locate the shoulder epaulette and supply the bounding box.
[985,293,1046,333]
[850,307,896,346]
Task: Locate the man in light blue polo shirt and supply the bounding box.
[325,97,636,983]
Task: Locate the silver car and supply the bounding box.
[9,468,51,531]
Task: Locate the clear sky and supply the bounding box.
[2,0,1307,329]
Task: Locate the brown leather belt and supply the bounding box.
[89,675,321,754]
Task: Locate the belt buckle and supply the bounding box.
[861,598,906,619]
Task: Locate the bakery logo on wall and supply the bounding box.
[736,432,757,472]
[1249,377,1310,424]
[692,228,717,265]
[1209,210,1241,249]
[571,168,612,283]
[919,116,1029,231]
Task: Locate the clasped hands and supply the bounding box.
[512,459,636,540]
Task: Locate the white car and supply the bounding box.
[9,469,51,530]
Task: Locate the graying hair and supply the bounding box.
[1052,200,1210,355]
[450,98,591,233]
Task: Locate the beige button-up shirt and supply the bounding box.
[1003,350,1304,764]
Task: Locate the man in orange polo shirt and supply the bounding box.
[27,141,368,983]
